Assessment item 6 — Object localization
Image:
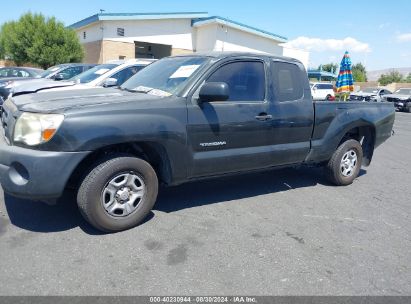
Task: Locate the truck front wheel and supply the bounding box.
[77,155,158,232]
[325,139,363,186]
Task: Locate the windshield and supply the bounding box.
[121,56,209,96]
[394,88,411,95]
[37,65,61,78]
[362,88,378,94]
[69,64,118,83]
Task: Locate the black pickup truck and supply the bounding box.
[0,52,395,232]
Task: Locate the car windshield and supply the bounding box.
[394,88,411,95]
[362,88,379,93]
[37,65,62,78]
[69,64,118,83]
[121,56,210,96]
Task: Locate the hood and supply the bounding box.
[12,79,75,95]
[40,83,93,93]
[384,93,411,100]
[0,76,37,82]
[11,87,162,113]
[351,92,376,97]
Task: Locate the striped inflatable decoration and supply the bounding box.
[336,51,354,93]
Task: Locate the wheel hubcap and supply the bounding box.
[101,172,146,217]
[340,149,358,177]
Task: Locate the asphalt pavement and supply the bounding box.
[0,113,410,296]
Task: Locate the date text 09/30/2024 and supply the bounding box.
[149,296,257,303]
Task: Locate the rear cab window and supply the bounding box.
[271,61,304,102]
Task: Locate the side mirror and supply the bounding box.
[103,78,118,88]
[199,82,229,102]
[54,73,65,81]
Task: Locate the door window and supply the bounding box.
[0,68,11,77]
[0,68,29,77]
[206,61,265,102]
[15,69,30,77]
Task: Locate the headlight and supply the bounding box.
[14,112,64,146]
[0,81,13,88]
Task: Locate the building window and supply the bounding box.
[119,55,126,60]
[117,28,125,36]
[83,31,86,39]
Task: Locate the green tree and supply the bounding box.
[378,70,403,86]
[0,12,83,68]
[318,63,338,73]
[403,73,411,83]
[352,63,367,82]
[0,30,4,59]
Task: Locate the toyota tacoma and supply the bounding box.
[0,53,395,232]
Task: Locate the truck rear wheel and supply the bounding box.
[77,155,158,232]
[325,139,363,186]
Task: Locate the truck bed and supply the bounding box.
[306,101,395,164]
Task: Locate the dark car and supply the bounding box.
[0,52,395,232]
[0,66,44,79]
[350,87,392,102]
[0,63,96,102]
[382,88,411,112]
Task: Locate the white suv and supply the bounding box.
[57,59,156,90]
[310,82,335,101]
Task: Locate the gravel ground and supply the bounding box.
[0,112,410,296]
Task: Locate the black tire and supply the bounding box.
[77,155,158,232]
[325,139,363,186]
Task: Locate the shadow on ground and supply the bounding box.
[4,166,366,234]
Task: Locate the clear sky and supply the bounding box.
[2,0,411,71]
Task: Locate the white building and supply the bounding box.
[70,12,309,68]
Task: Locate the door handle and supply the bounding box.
[255,113,272,121]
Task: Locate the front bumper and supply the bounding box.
[0,134,90,199]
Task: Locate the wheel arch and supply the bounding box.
[337,124,376,166]
[67,141,173,189]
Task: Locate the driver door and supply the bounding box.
[186,59,273,178]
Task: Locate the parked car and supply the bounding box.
[382,88,411,112]
[350,87,392,102]
[0,52,395,232]
[10,59,156,96]
[0,67,44,78]
[310,82,335,100]
[0,63,96,102]
[39,63,97,81]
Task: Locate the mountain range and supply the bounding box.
[367,67,411,81]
